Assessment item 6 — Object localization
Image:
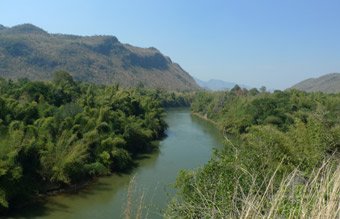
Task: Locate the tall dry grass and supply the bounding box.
[123,175,147,219]
[236,159,340,219]
[166,159,340,219]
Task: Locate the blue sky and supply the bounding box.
[1,0,340,89]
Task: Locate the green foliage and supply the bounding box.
[0,72,167,211]
[167,158,340,218]
[168,89,340,218]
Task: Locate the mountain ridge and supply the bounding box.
[194,77,249,91]
[0,24,199,91]
[291,73,340,93]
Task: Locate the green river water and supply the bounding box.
[12,108,224,219]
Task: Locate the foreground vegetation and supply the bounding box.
[1,73,340,218]
[0,71,196,212]
[167,158,340,218]
[167,86,340,218]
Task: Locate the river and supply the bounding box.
[12,108,224,219]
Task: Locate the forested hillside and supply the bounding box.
[0,24,199,91]
[0,71,175,212]
[291,73,340,93]
[167,86,340,218]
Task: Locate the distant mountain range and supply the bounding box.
[291,73,340,93]
[194,78,249,91]
[0,24,199,91]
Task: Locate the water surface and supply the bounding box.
[13,108,224,219]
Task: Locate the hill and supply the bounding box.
[194,78,248,91]
[291,73,340,93]
[0,24,199,91]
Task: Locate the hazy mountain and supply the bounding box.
[0,24,199,91]
[291,73,340,93]
[195,78,248,91]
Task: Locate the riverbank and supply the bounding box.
[6,146,162,215]
[0,77,171,214]
[191,111,239,148]
[191,112,218,126]
[10,108,224,219]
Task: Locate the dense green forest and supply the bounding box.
[1,72,340,218]
[167,86,340,218]
[0,71,196,212]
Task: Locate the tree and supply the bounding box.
[52,70,76,87]
[260,86,267,93]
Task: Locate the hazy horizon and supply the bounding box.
[1,0,340,90]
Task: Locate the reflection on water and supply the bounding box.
[11,108,224,219]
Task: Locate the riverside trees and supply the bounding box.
[0,71,167,211]
[168,87,340,218]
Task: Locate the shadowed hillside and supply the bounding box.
[0,24,199,91]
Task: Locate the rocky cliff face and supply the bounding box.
[0,24,199,91]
